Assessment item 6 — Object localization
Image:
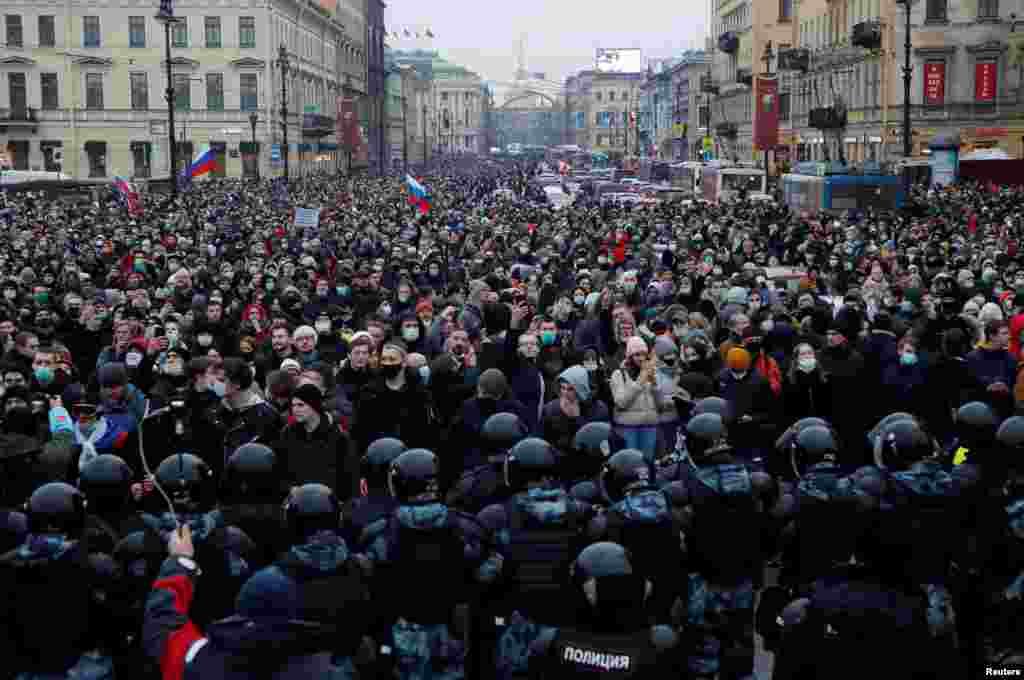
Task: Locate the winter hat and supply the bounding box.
[654,336,678,359]
[235,568,300,621]
[478,368,507,399]
[725,347,752,371]
[415,298,433,315]
[291,383,324,415]
[98,362,128,387]
[625,336,649,358]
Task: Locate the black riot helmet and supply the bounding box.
[504,437,559,490]
[571,542,649,620]
[25,482,87,534]
[481,412,530,462]
[792,426,840,477]
[223,443,278,503]
[998,416,1024,476]
[775,417,830,454]
[875,419,933,470]
[154,453,215,511]
[686,413,728,459]
[363,438,408,489]
[282,483,340,542]
[570,422,622,482]
[691,396,733,423]
[955,401,999,451]
[388,449,441,503]
[601,449,655,503]
[78,454,133,514]
[114,530,165,593]
[867,412,916,448]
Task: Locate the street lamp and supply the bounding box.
[761,40,775,176]
[248,111,259,180]
[276,44,292,181]
[155,8,180,197]
[896,0,913,157]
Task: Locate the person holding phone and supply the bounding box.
[610,336,664,457]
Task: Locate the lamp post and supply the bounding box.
[342,75,353,175]
[248,111,259,180]
[276,44,292,182]
[155,9,179,197]
[761,40,775,177]
[422,104,428,167]
[897,0,913,157]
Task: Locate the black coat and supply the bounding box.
[274,417,358,501]
[352,369,436,453]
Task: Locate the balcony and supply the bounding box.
[809,106,846,129]
[777,48,810,72]
[851,21,882,49]
[0,107,39,134]
[718,31,739,54]
[301,113,335,138]
[716,122,738,138]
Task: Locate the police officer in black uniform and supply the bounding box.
[528,542,687,679]
[142,452,256,627]
[342,436,405,544]
[566,421,623,505]
[0,482,117,679]
[447,412,529,513]
[79,453,146,555]
[588,448,686,623]
[219,442,289,569]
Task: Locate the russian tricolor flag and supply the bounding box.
[405,174,430,214]
[189,147,219,178]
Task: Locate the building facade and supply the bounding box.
[783,0,1024,164]
[565,69,645,155]
[639,50,710,160]
[0,0,368,180]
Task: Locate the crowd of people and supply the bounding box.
[0,157,1021,679]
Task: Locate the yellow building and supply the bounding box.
[0,0,367,180]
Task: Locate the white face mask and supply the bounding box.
[797,356,817,373]
[315,321,331,334]
[402,326,420,342]
[125,352,143,368]
[731,370,748,380]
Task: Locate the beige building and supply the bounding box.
[710,0,794,160]
[0,0,368,181]
[565,70,645,154]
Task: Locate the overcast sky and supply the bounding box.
[382,0,710,86]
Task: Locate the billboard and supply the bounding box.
[595,48,643,73]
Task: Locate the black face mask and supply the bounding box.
[380,364,402,379]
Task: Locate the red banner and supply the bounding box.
[975,61,996,102]
[336,95,361,152]
[753,76,779,151]
[924,62,945,106]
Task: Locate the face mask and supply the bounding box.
[379,304,392,317]
[574,295,585,306]
[730,370,748,380]
[125,352,143,368]
[797,357,817,373]
[541,331,557,346]
[211,380,226,397]
[623,283,636,294]
[197,334,213,347]
[900,351,918,366]
[380,363,402,379]
[315,321,332,334]
[34,366,53,385]
[674,324,689,338]
[402,326,420,342]
[429,268,440,277]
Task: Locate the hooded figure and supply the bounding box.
[540,363,611,462]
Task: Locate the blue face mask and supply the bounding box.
[336,286,350,296]
[541,331,557,346]
[211,380,226,397]
[34,366,53,386]
[900,351,918,367]
[418,365,431,385]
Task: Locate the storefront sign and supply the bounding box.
[924,62,945,106]
[973,127,1007,138]
[975,61,996,102]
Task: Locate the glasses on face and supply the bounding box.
[519,341,538,349]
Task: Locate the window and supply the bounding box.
[204,16,221,48]
[622,91,628,100]
[780,0,793,20]
[38,16,54,47]
[239,16,255,48]
[925,0,947,22]
[779,91,791,120]
[172,19,188,47]
[610,91,616,101]
[441,92,448,102]
[8,73,26,112]
[85,73,103,109]
[41,141,62,171]
[6,15,22,48]
[209,141,226,178]
[596,91,602,102]
[40,73,58,109]
[131,142,151,178]
[978,0,998,18]
[86,141,106,177]
[173,74,190,110]
[206,73,223,110]
[129,16,145,48]
[83,16,100,47]
[8,140,28,169]
[240,73,258,111]
[130,72,148,110]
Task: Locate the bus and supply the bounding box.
[701,165,767,203]
[781,170,904,214]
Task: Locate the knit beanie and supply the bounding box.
[291,383,325,415]
[725,347,752,371]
